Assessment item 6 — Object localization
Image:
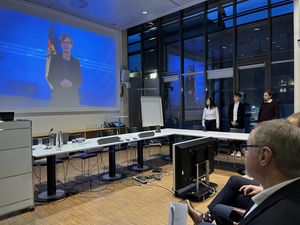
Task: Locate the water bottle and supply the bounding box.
[56,131,63,148]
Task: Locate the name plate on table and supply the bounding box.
[97,136,121,145]
[138,131,155,138]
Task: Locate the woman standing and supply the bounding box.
[202,97,219,131]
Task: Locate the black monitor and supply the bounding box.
[0,112,14,121]
[173,137,218,201]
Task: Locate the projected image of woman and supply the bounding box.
[47,34,82,107]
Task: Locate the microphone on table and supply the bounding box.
[48,128,54,136]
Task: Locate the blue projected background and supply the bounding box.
[0,8,117,111]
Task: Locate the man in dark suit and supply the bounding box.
[228,92,245,157]
[228,92,245,129]
[191,119,300,225]
[257,90,280,122]
[237,119,300,225]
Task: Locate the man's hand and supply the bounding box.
[60,79,73,88]
[239,185,263,196]
[231,121,237,126]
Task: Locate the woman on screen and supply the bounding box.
[202,97,219,131]
[47,34,82,107]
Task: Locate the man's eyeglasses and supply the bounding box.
[240,144,264,154]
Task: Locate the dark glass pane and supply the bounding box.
[184,36,205,73]
[144,49,158,72]
[183,14,205,39]
[237,0,268,14]
[271,62,294,117]
[144,37,157,50]
[239,66,265,123]
[143,22,158,39]
[162,20,180,74]
[128,43,141,53]
[237,10,268,25]
[183,74,205,129]
[272,3,293,17]
[207,1,233,32]
[128,54,141,72]
[208,29,233,69]
[272,14,293,59]
[163,78,180,128]
[271,0,292,4]
[208,78,233,131]
[128,33,141,44]
[237,22,268,58]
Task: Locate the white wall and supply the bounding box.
[0,0,127,135]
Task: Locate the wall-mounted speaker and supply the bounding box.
[121,69,130,83]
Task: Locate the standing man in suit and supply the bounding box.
[228,92,245,157]
[257,90,280,122]
[228,92,245,129]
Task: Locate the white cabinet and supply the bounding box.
[0,120,34,216]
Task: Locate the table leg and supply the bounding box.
[36,155,65,202]
[161,135,174,162]
[100,145,123,181]
[131,140,150,171]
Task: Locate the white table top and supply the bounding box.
[32,128,249,158]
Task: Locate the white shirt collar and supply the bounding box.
[245,177,300,217]
[266,99,273,103]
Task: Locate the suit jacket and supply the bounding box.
[239,179,300,225]
[228,102,245,129]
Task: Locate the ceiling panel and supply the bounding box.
[23,0,207,30]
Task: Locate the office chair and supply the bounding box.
[126,127,139,165]
[142,127,162,164]
[69,134,101,186]
[33,134,69,185]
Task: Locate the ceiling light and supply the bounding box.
[222,46,227,49]
[142,11,148,15]
[272,41,276,44]
[254,28,260,31]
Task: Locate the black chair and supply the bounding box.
[142,127,162,163]
[33,134,70,185]
[126,127,139,165]
[70,134,101,182]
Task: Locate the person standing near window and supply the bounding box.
[257,90,280,122]
[202,97,219,131]
[228,92,245,157]
[228,92,245,129]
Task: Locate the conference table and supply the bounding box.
[32,128,249,201]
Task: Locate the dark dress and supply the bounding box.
[47,54,82,107]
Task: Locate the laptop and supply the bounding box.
[0,112,14,121]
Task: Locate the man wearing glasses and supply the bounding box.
[187,117,300,225]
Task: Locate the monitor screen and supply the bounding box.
[0,112,14,121]
[172,137,217,198]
